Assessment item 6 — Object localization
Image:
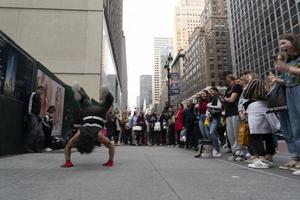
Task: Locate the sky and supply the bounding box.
[123,0,177,108]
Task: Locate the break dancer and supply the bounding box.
[61,84,115,168]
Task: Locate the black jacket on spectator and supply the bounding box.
[28,92,41,116]
[182,107,197,129]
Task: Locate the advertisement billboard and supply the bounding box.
[37,70,65,135]
[0,33,34,102]
[170,72,180,96]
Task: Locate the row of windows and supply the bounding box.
[231,1,300,77]
[231,2,299,39]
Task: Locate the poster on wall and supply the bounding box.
[0,35,10,94]
[37,70,65,135]
[0,33,34,101]
[170,72,180,96]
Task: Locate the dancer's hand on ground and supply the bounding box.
[61,160,74,168]
[102,160,113,167]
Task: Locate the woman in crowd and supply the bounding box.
[120,111,129,144]
[153,114,161,146]
[114,108,121,145]
[272,33,300,175]
[136,112,146,145]
[244,74,279,169]
[207,87,223,157]
[105,108,116,142]
[175,103,184,148]
[168,110,176,146]
[197,90,210,140]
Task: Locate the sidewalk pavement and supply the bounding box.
[0,146,299,200]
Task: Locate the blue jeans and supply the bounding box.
[198,114,209,139]
[278,111,295,154]
[286,85,300,156]
[209,117,221,152]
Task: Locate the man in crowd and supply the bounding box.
[25,86,44,153]
[222,74,243,153]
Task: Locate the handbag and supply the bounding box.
[266,84,287,113]
[180,128,186,142]
[154,122,161,131]
[237,121,250,146]
[132,125,142,131]
[204,117,210,127]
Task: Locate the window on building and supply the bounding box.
[285,20,291,31]
[282,1,288,11]
[293,25,300,34]
[278,25,284,35]
[275,7,281,18]
[290,5,297,17]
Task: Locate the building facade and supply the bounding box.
[181,27,207,102]
[180,0,232,103]
[227,0,300,76]
[0,0,127,108]
[120,32,128,110]
[139,75,152,111]
[175,0,204,51]
[103,0,127,109]
[153,37,173,111]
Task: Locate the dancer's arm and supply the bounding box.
[61,130,80,168]
[99,129,115,167]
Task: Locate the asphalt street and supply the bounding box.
[0,146,299,200]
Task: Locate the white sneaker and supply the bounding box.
[45,147,53,152]
[292,169,300,175]
[213,149,217,155]
[248,159,270,169]
[279,160,298,170]
[228,155,236,161]
[213,152,222,157]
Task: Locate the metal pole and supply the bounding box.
[167,67,170,108]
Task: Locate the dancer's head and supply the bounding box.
[76,127,97,154]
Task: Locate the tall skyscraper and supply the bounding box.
[140,75,152,111]
[0,0,128,107]
[175,0,204,51]
[136,96,140,111]
[227,0,300,76]
[153,37,173,111]
[180,0,232,102]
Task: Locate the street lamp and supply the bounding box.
[164,52,173,109]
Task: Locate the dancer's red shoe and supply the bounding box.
[102,160,113,167]
[61,160,74,168]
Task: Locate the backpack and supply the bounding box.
[266,84,287,113]
[50,136,66,150]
